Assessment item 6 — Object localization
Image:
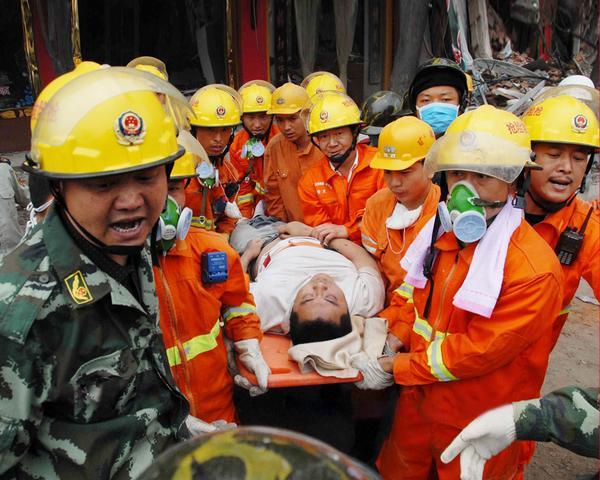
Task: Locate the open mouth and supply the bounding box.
[549,178,571,191]
[110,218,143,234]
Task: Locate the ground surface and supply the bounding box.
[4,151,599,478]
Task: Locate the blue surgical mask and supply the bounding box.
[417,102,459,135]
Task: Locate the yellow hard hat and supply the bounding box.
[126,56,168,80]
[425,105,535,183]
[27,67,190,179]
[268,82,309,115]
[170,152,196,180]
[371,117,436,170]
[133,64,167,81]
[301,71,345,98]
[239,80,275,113]
[176,129,210,178]
[522,95,599,149]
[31,61,102,133]
[189,84,242,127]
[306,91,362,136]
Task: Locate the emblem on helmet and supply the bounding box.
[216,105,226,118]
[276,97,285,105]
[459,131,476,147]
[572,114,588,132]
[256,95,264,105]
[114,111,146,145]
[319,111,329,122]
[383,146,396,158]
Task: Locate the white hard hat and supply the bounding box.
[558,75,595,88]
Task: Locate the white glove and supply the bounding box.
[225,201,243,219]
[185,415,237,436]
[234,338,271,396]
[351,356,394,390]
[440,404,517,480]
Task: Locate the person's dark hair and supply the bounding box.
[289,310,352,345]
[28,174,52,208]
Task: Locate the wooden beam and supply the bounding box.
[383,0,393,90]
[468,0,493,58]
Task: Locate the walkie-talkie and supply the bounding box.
[555,207,593,265]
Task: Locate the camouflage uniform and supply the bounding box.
[514,386,599,458]
[0,206,190,479]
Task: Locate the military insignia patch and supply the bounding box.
[216,105,226,117]
[64,271,93,305]
[114,111,146,145]
[572,114,588,132]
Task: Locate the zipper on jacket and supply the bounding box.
[430,251,460,341]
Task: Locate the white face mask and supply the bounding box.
[385,202,423,230]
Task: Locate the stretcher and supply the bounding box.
[238,333,361,388]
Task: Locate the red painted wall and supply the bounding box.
[32,4,58,89]
[237,0,270,84]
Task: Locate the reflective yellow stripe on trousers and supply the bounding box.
[166,319,221,367]
[393,282,414,303]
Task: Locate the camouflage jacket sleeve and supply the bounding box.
[0,333,52,473]
[513,386,599,458]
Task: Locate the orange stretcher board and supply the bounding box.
[237,333,362,388]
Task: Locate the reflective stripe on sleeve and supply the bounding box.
[393,282,414,301]
[426,337,457,382]
[166,319,221,366]
[222,302,257,322]
[237,193,254,206]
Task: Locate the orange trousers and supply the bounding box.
[377,389,524,480]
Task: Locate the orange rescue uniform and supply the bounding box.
[531,196,600,349]
[377,221,563,479]
[229,125,280,218]
[263,132,324,222]
[361,184,440,301]
[154,227,262,423]
[298,143,385,242]
[185,157,239,234]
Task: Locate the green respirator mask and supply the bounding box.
[438,181,489,243]
[156,195,193,252]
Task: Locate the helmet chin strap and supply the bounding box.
[312,127,359,169]
[527,188,577,214]
[242,116,273,142]
[209,130,236,166]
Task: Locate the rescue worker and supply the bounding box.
[0,157,29,255]
[186,84,243,234]
[352,106,564,479]
[263,82,324,221]
[154,147,269,424]
[407,58,469,136]
[441,385,599,480]
[360,90,406,147]
[229,80,280,218]
[301,71,346,98]
[0,67,190,478]
[298,91,384,244]
[360,116,440,302]
[521,95,599,349]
